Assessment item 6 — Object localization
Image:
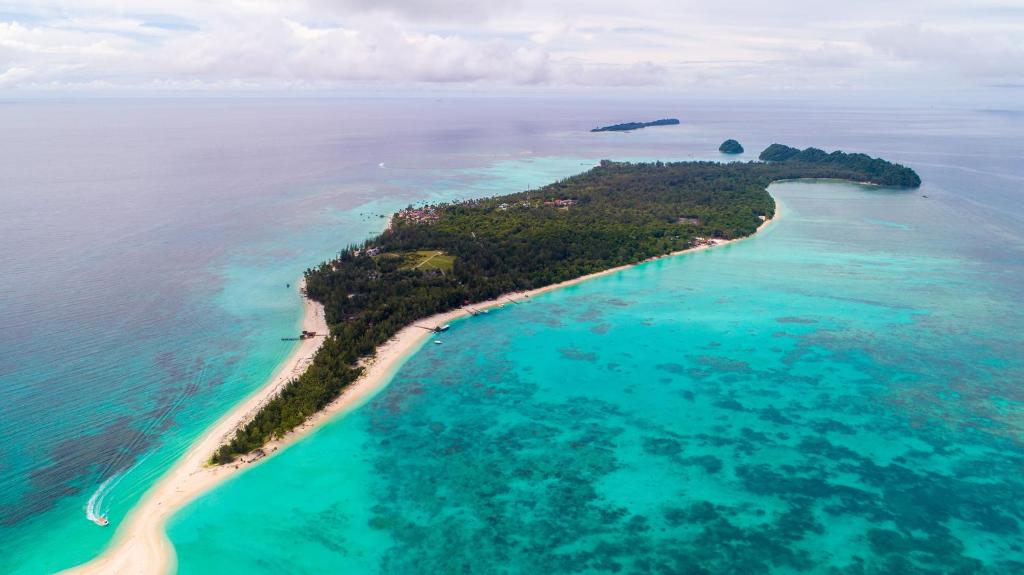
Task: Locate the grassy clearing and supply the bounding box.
[382,250,456,274]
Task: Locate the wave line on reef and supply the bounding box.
[94,365,206,492]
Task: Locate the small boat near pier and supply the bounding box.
[281,330,319,341]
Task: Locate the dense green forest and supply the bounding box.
[719,139,744,154]
[759,143,921,187]
[591,118,680,132]
[211,145,921,463]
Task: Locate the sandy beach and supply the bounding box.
[62,281,328,575]
[64,215,773,575]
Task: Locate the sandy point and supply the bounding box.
[62,281,328,575]
[64,212,776,574]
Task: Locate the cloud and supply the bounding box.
[867,24,1024,79]
[304,0,523,22]
[0,0,1021,93]
[154,18,667,87]
[557,60,666,86]
[0,66,34,87]
[158,18,552,84]
[789,43,865,69]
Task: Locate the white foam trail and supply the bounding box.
[85,472,118,524]
[84,451,153,525]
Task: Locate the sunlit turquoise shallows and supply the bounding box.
[170,180,1024,574]
[4,101,1022,574]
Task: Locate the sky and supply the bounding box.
[0,0,1022,101]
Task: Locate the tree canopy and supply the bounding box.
[211,146,921,463]
[591,118,680,132]
[758,144,921,187]
[719,139,744,154]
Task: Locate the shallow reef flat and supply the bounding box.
[171,181,1024,574]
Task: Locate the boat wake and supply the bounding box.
[83,367,201,527]
[84,452,152,527]
[85,472,119,526]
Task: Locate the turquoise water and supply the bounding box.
[0,151,593,573]
[0,99,606,574]
[0,175,392,572]
[3,100,1022,573]
[170,179,1024,573]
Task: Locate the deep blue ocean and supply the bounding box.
[1,98,1021,573]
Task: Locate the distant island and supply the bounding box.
[591,118,680,132]
[719,139,744,154]
[760,143,921,187]
[210,144,921,463]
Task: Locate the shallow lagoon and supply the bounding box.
[170,180,1024,573]
[4,100,1022,573]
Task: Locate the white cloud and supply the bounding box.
[0,65,34,87]
[0,0,1020,93]
[867,23,1024,79]
[304,0,523,22]
[153,18,551,84]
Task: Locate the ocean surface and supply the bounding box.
[1,98,1022,574]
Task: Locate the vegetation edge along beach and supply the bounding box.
[212,143,919,464]
[65,144,918,574]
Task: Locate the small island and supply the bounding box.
[209,144,920,463]
[719,139,744,154]
[591,118,680,132]
[759,143,921,187]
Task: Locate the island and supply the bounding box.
[64,143,921,575]
[211,144,920,463]
[719,139,744,154]
[591,118,680,132]
[760,143,921,187]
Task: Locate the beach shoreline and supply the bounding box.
[62,280,328,575]
[64,214,775,575]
